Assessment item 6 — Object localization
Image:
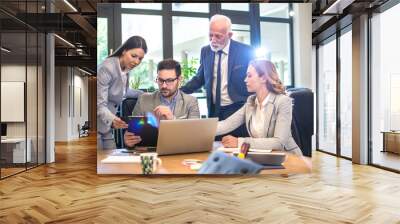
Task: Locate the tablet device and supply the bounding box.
[127,116,146,135]
[126,116,158,147]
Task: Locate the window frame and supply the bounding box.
[103,3,295,89]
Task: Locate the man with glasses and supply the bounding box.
[124,59,200,147]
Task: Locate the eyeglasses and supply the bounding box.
[155,77,178,85]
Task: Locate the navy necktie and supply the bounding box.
[215,50,223,118]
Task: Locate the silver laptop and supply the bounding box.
[156,118,218,155]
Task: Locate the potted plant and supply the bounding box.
[181,57,199,85]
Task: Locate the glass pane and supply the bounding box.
[260,22,291,85]
[97,17,108,65]
[231,24,251,45]
[340,30,352,158]
[1,31,27,177]
[260,3,289,18]
[121,14,163,90]
[172,3,209,13]
[27,31,38,169]
[221,3,249,11]
[318,38,337,154]
[371,3,400,171]
[38,33,46,165]
[172,16,209,84]
[121,3,162,10]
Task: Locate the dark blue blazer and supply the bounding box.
[181,40,254,116]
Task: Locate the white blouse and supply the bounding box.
[250,94,270,138]
[118,61,129,96]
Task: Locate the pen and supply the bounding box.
[238,143,250,159]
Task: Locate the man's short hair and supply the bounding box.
[210,14,232,32]
[157,59,181,77]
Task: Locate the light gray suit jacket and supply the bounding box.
[216,93,302,155]
[97,56,130,134]
[132,90,200,119]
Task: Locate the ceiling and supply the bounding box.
[1,0,396,74]
[0,0,98,74]
[310,0,390,44]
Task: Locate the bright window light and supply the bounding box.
[255,47,268,58]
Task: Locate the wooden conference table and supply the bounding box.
[97,146,312,175]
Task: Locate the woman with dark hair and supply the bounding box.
[97,35,147,149]
[216,59,302,155]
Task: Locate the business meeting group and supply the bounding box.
[96,14,312,175]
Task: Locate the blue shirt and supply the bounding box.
[160,90,179,113]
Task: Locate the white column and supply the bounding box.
[293,3,312,88]
[46,32,55,163]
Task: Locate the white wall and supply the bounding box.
[293,3,312,89]
[1,65,39,137]
[1,64,46,163]
[54,67,89,141]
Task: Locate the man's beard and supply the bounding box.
[160,88,176,98]
[210,43,224,52]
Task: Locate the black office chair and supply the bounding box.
[121,97,138,119]
[78,121,90,138]
[114,97,138,148]
[287,88,314,157]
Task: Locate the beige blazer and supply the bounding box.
[132,90,200,119]
[216,93,302,155]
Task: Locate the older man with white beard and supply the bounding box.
[181,14,255,139]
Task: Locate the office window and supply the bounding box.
[371,3,400,171]
[221,3,249,11]
[121,3,162,10]
[97,17,108,65]
[172,16,209,84]
[121,14,163,90]
[259,3,289,18]
[260,22,291,86]
[318,38,337,154]
[339,29,352,158]
[172,3,209,13]
[231,24,251,45]
[109,3,296,89]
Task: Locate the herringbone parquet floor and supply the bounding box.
[1,135,400,223]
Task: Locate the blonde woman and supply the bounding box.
[216,59,302,155]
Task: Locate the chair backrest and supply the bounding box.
[116,97,139,148]
[82,121,90,129]
[121,97,138,118]
[287,88,314,157]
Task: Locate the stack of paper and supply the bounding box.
[101,155,141,164]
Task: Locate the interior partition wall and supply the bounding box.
[0,1,46,179]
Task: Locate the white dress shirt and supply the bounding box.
[250,94,271,138]
[212,40,233,106]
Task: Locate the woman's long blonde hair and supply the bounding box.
[249,59,285,94]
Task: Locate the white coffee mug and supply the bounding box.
[140,153,162,174]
